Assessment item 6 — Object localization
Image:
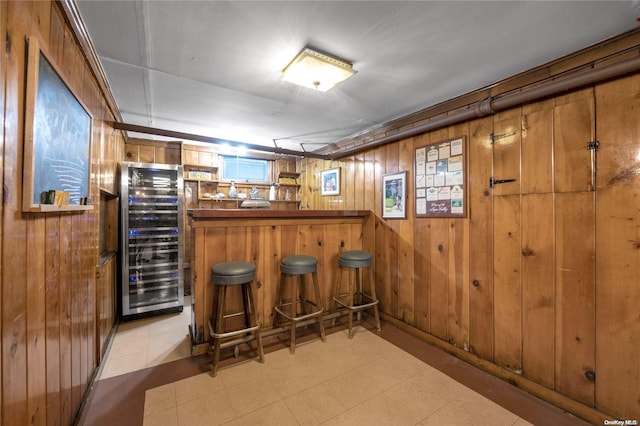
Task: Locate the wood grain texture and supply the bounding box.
[189,215,369,345]
[555,192,595,405]
[554,89,595,193]
[594,73,640,417]
[492,194,522,372]
[521,193,555,388]
[468,116,494,360]
[0,2,128,424]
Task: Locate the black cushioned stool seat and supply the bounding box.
[273,255,326,354]
[209,261,264,376]
[332,250,381,338]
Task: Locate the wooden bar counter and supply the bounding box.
[188,209,375,354]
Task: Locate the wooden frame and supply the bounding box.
[23,36,93,212]
[321,167,340,196]
[414,136,466,218]
[382,171,407,219]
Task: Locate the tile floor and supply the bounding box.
[79,300,592,426]
[98,298,193,380]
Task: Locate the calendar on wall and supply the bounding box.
[414,136,467,218]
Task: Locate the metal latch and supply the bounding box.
[587,140,600,150]
[489,177,517,188]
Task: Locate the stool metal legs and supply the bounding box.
[209,282,264,377]
[274,270,325,354]
[333,265,381,338]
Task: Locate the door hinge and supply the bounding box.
[489,177,517,188]
[587,140,600,150]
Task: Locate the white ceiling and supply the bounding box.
[77,1,639,153]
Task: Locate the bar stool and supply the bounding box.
[208,261,264,376]
[332,250,381,338]
[273,255,326,354]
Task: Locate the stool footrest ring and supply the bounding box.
[208,318,262,339]
[274,306,324,322]
[333,297,379,311]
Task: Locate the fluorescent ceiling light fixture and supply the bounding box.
[282,48,354,92]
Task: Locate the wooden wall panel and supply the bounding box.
[492,111,522,196]
[521,101,553,194]
[554,89,595,193]
[45,215,61,426]
[521,193,555,388]
[555,192,595,405]
[492,194,522,371]
[3,3,33,424]
[397,137,415,324]
[428,219,449,340]
[468,117,494,359]
[27,216,47,426]
[595,74,640,417]
[0,2,124,423]
[413,135,431,333]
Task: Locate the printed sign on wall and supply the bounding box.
[414,136,466,218]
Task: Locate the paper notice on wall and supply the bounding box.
[438,186,451,200]
[438,143,450,159]
[451,199,463,214]
[427,147,438,162]
[416,198,427,215]
[426,187,438,201]
[451,138,463,156]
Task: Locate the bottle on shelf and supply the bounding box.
[269,183,276,201]
[228,181,237,198]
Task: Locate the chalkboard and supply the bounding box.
[23,37,92,212]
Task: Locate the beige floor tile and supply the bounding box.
[218,357,269,388]
[100,351,149,379]
[418,398,519,425]
[512,418,535,425]
[146,337,192,368]
[320,410,367,426]
[126,324,537,426]
[346,377,451,426]
[265,358,319,398]
[173,372,226,405]
[143,406,178,426]
[144,382,177,413]
[284,382,347,426]
[225,373,282,417]
[233,400,299,426]
[177,389,236,426]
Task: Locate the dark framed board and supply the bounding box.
[22,36,93,212]
[414,136,466,218]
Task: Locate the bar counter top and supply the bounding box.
[189,209,371,220]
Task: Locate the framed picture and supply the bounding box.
[414,136,466,218]
[382,171,407,219]
[22,37,93,212]
[321,167,340,196]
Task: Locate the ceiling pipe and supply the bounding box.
[112,122,330,160]
[330,54,640,160]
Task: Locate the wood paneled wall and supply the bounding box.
[299,73,640,422]
[1,2,124,425]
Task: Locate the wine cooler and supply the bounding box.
[120,162,184,319]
